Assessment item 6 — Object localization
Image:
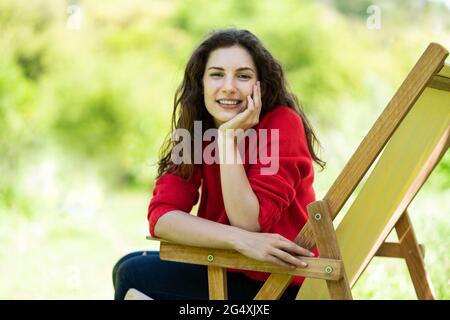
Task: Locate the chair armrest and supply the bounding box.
[152,239,343,281]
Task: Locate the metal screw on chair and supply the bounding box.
[207,254,214,262]
[314,213,322,221]
[325,266,333,274]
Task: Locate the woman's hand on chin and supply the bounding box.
[218,81,262,133]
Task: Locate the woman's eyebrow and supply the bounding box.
[207,66,255,73]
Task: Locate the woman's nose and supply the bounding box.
[221,77,237,93]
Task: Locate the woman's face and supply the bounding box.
[202,45,258,127]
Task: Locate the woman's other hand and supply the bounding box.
[232,229,315,269]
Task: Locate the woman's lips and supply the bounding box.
[216,101,242,109]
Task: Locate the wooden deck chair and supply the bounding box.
[147,42,449,300]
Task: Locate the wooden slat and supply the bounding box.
[375,242,425,259]
[298,85,450,299]
[254,273,292,300]
[307,200,353,300]
[395,212,436,300]
[208,266,228,300]
[437,63,450,78]
[428,75,450,91]
[159,242,344,281]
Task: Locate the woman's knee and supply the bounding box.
[113,252,155,299]
[112,251,157,288]
[113,251,209,300]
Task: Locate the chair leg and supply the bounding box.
[395,210,435,300]
[307,200,353,300]
[208,266,228,300]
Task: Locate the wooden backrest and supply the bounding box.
[294,43,448,249]
[296,46,449,299]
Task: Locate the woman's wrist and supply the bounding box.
[218,128,237,142]
[226,226,250,251]
[218,129,238,163]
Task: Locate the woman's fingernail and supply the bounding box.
[309,252,315,257]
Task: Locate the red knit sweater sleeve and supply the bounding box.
[147,167,202,237]
[246,107,313,233]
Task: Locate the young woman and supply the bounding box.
[113,28,325,300]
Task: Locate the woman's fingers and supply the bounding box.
[247,95,255,111]
[275,237,314,257]
[254,82,262,122]
[219,82,261,130]
[256,81,262,110]
[271,248,308,268]
[265,255,297,269]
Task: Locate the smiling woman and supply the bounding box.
[112,28,325,300]
[202,46,258,126]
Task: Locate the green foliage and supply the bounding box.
[0,0,448,206]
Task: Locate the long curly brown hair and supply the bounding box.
[157,28,325,180]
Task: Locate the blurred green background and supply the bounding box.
[0,0,448,299]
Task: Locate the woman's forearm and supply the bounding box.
[153,210,247,249]
[218,130,260,232]
[153,210,313,269]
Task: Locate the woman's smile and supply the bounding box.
[216,99,244,109]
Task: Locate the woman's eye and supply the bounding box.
[209,73,251,80]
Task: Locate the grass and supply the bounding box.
[0,189,158,299]
[0,185,448,299]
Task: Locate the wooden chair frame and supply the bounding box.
[147,42,449,300]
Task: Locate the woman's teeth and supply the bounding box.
[217,100,241,105]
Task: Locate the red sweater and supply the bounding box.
[148,105,316,286]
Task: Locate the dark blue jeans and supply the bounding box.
[113,251,300,300]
